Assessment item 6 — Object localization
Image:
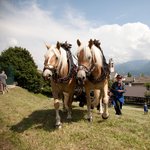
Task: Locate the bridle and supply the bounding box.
[77,63,96,78]
[77,49,109,83]
[77,48,96,78]
[43,48,77,83]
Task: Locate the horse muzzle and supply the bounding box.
[76,70,86,85]
[43,69,52,80]
[77,76,86,85]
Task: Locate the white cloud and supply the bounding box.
[62,6,90,30]
[0,1,150,70]
[89,23,150,63]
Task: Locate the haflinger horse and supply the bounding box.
[43,41,77,128]
[76,39,110,121]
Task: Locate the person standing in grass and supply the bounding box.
[0,70,8,94]
[144,102,148,114]
[111,74,126,115]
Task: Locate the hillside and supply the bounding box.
[115,59,150,76]
[0,87,150,150]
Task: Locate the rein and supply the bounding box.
[88,66,109,83]
[88,58,110,83]
[77,63,95,78]
[78,63,109,84]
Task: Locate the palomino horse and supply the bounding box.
[43,41,76,128]
[76,39,110,121]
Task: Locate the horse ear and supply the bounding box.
[56,41,60,49]
[45,43,51,50]
[77,39,81,46]
[88,39,93,49]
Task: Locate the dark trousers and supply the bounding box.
[114,99,122,115]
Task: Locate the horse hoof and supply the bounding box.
[55,124,62,129]
[102,114,109,119]
[87,117,93,122]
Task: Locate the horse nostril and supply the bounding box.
[82,76,85,80]
[77,77,81,81]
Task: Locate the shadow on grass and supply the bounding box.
[10,108,86,132]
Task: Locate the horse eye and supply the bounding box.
[88,56,91,60]
[56,56,58,60]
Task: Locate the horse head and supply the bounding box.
[76,39,104,85]
[76,39,92,84]
[43,42,61,80]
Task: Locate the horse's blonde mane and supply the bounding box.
[57,47,68,73]
[77,45,84,55]
[77,44,92,61]
[44,45,68,73]
[91,45,103,67]
[77,43,103,68]
[44,45,60,60]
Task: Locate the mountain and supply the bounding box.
[115,60,150,76]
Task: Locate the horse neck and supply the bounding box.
[91,46,103,78]
[59,63,69,77]
[91,65,102,78]
[57,48,69,77]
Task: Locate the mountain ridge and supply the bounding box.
[115,59,150,76]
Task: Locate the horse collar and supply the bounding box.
[52,50,77,83]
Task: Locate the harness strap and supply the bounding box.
[88,66,109,83]
[77,40,110,83]
[53,50,77,83]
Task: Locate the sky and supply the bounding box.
[0,0,150,69]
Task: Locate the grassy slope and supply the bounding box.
[0,87,150,150]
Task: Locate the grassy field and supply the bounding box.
[0,87,150,150]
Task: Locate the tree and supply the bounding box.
[0,46,44,93]
[140,73,145,77]
[144,83,150,91]
[144,83,150,98]
[127,72,132,77]
[108,79,113,89]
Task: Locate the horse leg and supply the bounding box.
[93,90,103,114]
[63,92,72,120]
[91,89,99,109]
[102,83,109,119]
[85,88,92,121]
[99,91,103,114]
[54,98,61,128]
[2,83,5,94]
[62,98,67,112]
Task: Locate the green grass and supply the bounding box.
[0,87,150,150]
